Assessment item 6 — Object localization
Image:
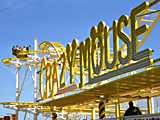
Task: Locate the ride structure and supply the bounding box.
[1,0,160,120]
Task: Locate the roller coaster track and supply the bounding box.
[39,41,82,75]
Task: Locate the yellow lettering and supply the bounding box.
[46,62,53,99]
[131,2,152,61]
[104,20,119,70]
[79,37,93,87]
[39,1,155,101]
[66,39,79,84]
[90,21,105,74]
[79,41,85,88]
[40,58,47,101]
[60,53,67,88]
[50,59,60,97]
[117,15,131,65]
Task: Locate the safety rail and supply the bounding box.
[99,113,160,120]
[122,113,160,120]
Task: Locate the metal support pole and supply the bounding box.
[92,108,95,120]
[115,103,120,118]
[16,65,20,119]
[52,106,53,120]
[66,107,70,120]
[156,97,159,112]
[51,102,57,120]
[116,82,120,120]
[147,97,152,114]
[61,110,64,120]
[24,112,26,120]
[99,98,105,119]
[34,38,38,120]
[151,97,155,113]
[76,112,78,120]
[52,108,57,120]
[16,67,20,101]
[27,112,30,120]
[19,66,29,94]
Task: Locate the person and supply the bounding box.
[26,45,31,51]
[123,101,142,116]
[23,46,26,51]
[12,46,15,54]
[14,45,19,53]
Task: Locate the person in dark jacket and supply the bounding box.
[123,101,142,116]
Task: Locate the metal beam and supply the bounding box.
[34,38,38,120]
[16,64,20,117]
[116,82,120,120]
[19,66,29,94]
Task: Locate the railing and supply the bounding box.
[122,113,160,120]
[99,113,160,120]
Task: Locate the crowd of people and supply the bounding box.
[12,45,31,55]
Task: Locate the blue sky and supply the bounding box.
[0,0,160,119]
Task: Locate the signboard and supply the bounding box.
[39,2,153,101]
[11,114,17,120]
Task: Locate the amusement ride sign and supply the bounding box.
[40,2,153,101]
